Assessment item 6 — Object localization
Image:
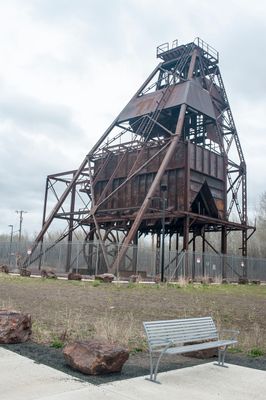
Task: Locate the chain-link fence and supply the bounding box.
[0,240,266,281]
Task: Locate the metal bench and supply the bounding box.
[143,316,239,383]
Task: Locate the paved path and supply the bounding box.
[0,347,265,400]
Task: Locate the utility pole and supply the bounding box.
[8,224,14,265]
[16,210,27,249]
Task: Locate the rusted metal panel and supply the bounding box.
[94,141,225,219]
[94,143,186,180]
[190,145,224,179]
[118,80,215,123]
[186,81,216,118]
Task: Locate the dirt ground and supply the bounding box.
[0,274,265,354]
[0,274,266,382]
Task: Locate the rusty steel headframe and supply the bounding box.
[25,38,254,278]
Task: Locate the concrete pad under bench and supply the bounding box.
[1,347,266,400]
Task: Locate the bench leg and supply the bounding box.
[218,346,228,367]
[149,352,155,381]
[146,344,172,383]
[145,352,161,383]
[146,349,170,383]
[153,351,165,383]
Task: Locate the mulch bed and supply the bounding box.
[1,342,266,385]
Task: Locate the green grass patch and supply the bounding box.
[50,337,65,349]
[248,347,264,357]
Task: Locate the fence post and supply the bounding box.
[76,242,79,273]
[95,243,99,276]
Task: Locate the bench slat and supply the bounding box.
[145,325,217,335]
[165,340,237,355]
[149,337,218,348]
[145,324,216,333]
[148,331,218,341]
[149,331,218,341]
[144,317,214,326]
[145,322,216,332]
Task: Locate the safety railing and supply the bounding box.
[194,37,219,62]
[156,39,179,58]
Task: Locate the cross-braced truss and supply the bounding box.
[25,38,254,277]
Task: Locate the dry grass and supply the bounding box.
[0,274,265,355]
[93,312,146,351]
[0,297,17,311]
[32,308,95,344]
[241,322,265,353]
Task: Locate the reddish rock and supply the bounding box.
[0,265,9,273]
[184,340,217,359]
[0,310,32,343]
[200,277,214,284]
[63,340,129,375]
[129,275,140,283]
[67,272,82,281]
[238,277,249,285]
[41,269,57,279]
[95,273,114,283]
[20,268,31,277]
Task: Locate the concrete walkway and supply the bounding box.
[0,347,265,400]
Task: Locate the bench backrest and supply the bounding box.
[143,317,218,350]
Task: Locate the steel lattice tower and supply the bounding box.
[25,38,254,278]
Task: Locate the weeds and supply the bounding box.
[0,298,17,311]
[92,280,101,287]
[248,347,264,357]
[50,337,64,349]
[228,347,243,354]
[93,312,145,351]
[32,321,52,343]
[0,274,265,355]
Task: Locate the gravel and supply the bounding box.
[1,342,266,385]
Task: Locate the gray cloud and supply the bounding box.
[0,0,265,234]
[0,93,83,139]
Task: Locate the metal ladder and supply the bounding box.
[138,42,195,140]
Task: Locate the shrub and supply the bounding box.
[248,347,264,357]
[50,338,64,349]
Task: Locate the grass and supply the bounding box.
[50,337,65,349]
[0,273,265,355]
[248,347,264,357]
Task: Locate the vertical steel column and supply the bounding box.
[175,233,179,279]
[38,177,49,270]
[183,216,190,277]
[202,227,206,277]
[160,186,167,282]
[192,233,196,280]
[156,234,161,275]
[183,139,191,278]
[221,226,227,278]
[66,178,76,272]
[132,234,138,274]
[242,169,248,277]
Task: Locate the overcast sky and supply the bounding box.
[0,0,265,236]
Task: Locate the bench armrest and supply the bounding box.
[219,329,240,341]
